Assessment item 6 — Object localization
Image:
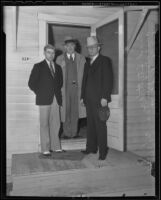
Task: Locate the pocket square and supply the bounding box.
[98,105,110,121]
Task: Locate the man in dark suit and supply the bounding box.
[81,36,113,160]
[28,44,65,157]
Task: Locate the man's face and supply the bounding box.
[87,44,100,57]
[64,42,75,55]
[44,48,55,62]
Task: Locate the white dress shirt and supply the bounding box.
[90,53,99,64]
[67,53,75,61]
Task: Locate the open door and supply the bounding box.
[91,9,125,151]
[38,11,124,151]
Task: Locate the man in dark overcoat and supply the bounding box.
[81,36,113,160]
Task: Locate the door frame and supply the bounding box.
[91,9,125,151]
[37,13,99,151]
[37,10,125,151]
[37,13,99,59]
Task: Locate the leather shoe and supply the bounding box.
[50,149,66,153]
[39,153,51,159]
[72,135,83,139]
[55,149,66,153]
[81,150,97,155]
[98,155,107,160]
[62,136,70,139]
[98,147,109,160]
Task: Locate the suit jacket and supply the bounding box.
[28,59,63,106]
[81,54,113,105]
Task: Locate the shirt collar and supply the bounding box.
[45,59,55,72]
[91,53,99,62]
[45,59,50,66]
[67,53,75,60]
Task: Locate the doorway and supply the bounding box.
[38,9,124,151]
[48,23,91,140]
[48,23,91,60]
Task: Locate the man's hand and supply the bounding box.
[101,98,108,107]
[80,99,85,106]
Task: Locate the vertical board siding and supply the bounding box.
[126,10,157,161]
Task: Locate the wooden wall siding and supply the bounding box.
[4,6,121,162]
[126,10,157,161]
[5,6,40,161]
[5,6,157,164]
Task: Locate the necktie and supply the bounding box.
[49,62,55,77]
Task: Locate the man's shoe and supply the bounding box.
[72,135,83,139]
[62,136,70,139]
[55,149,66,153]
[39,153,51,159]
[98,147,109,160]
[98,155,107,160]
[81,150,97,155]
[81,150,90,154]
[50,149,66,153]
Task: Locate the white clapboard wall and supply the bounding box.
[4,6,120,177]
[5,6,40,162]
[4,6,157,166]
[5,6,121,156]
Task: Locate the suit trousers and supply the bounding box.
[63,84,79,137]
[86,99,108,157]
[39,97,61,152]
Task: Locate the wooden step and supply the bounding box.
[10,149,155,196]
[11,165,154,196]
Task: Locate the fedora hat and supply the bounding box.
[86,36,102,47]
[64,36,76,44]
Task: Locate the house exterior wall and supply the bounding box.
[4,6,157,165]
[4,6,113,178]
[5,7,40,160]
[125,10,157,161]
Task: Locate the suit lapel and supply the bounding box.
[75,52,80,73]
[90,54,101,73]
[64,54,68,88]
[44,59,49,68]
[43,59,55,79]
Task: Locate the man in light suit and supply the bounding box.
[28,44,65,158]
[56,36,86,139]
[81,36,113,160]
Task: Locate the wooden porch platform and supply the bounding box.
[10,149,155,197]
